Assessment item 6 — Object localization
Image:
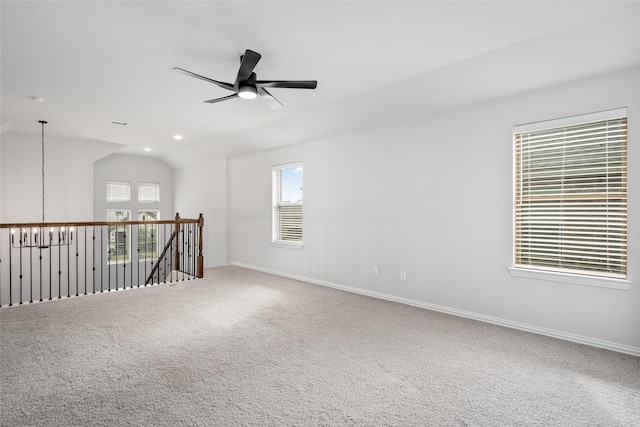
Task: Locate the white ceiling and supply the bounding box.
[2,1,639,167]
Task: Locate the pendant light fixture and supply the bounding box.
[11,120,73,249]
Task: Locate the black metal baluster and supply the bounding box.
[8,237,13,306]
[123,224,127,289]
[186,225,190,279]
[168,223,173,283]
[138,223,142,287]
[124,225,129,290]
[156,227,161,285]
[109,225,113,292]
[181,225,185,281]
[92,226,96,294]
[39,243,43,302]
[67,228,71,298]
[123,225,127,290]
[101,226,104,293]
[58,231,62,299]
[115,223,119,291]
[75,228,79,297]
[143,224,147,286]
[191,224,195,278]
[122,224,127,290]
[84,226,87,295]
[19,237,23,304]
[48,240,52,300]
[186,225,191,279]
[29,231,33,303]
[130,224,134,288]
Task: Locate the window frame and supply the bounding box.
[138,182,160,204]
[106,181,131,203]
[510,108,630,289]
[272,162,304,248]
[106,209,132,264]
[138,210,160,261]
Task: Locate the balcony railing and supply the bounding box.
[0,213,203,307]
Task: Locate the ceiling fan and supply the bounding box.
[174,49,317,110]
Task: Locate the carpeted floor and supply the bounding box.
[1,265,639,426]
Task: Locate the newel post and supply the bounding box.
[174,212,181,271]
[197,213,204,278]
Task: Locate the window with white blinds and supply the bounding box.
[106,181,131,203]
[514,108,627,279]
[272,163,303,245]
[138,182,160,203]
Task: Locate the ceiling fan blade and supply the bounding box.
[235,50,261,89]
[258,87,284,110]
[204,94,239,104]
[254,80,317,89]
[173,67,234,91]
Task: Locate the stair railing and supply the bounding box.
[0,213,204,307]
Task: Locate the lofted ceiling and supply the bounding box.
[2,1,639,168]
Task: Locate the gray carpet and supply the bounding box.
[1,265,639,426]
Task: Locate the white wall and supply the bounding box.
[1,132,121,222]
[174,157,228,267]
[227,67,640,353]
[93,153,174,222]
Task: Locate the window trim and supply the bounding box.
[138,182,160,204]
[138,210,160,262]
[106,209,132,264]
[106,181,131,203]
[272,162,303,248]
[512,107,629,287]
[508,267,631,290]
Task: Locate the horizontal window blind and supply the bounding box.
[138,183,160,203]
[514,113,627,278]
[273,163,303,244]
[106,181,130,203]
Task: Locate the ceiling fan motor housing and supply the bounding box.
[238,85,258,99]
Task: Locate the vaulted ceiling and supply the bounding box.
[2,1,639,167]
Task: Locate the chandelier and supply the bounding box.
[11,121,74,249]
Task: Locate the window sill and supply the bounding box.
[271,241,304,250]
[508,267,631,290]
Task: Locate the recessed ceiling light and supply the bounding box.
[173,134,183,140]
[144,147,151,152]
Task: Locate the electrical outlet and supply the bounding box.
[400,270,407,281]
[372,266,379,277]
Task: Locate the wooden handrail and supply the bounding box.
[0,218,200,229]
[2,212,205,282]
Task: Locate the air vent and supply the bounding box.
[109,120,129,126]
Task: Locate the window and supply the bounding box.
[107,181,130,203]
[514,108,627,279]
[107,209,131,263]
[272,162,303,245]
[138,183,160,203]
[139,210,159,260]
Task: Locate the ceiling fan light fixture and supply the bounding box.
[238,85,257,100]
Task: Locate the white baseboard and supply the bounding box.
[231,262,640,357]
